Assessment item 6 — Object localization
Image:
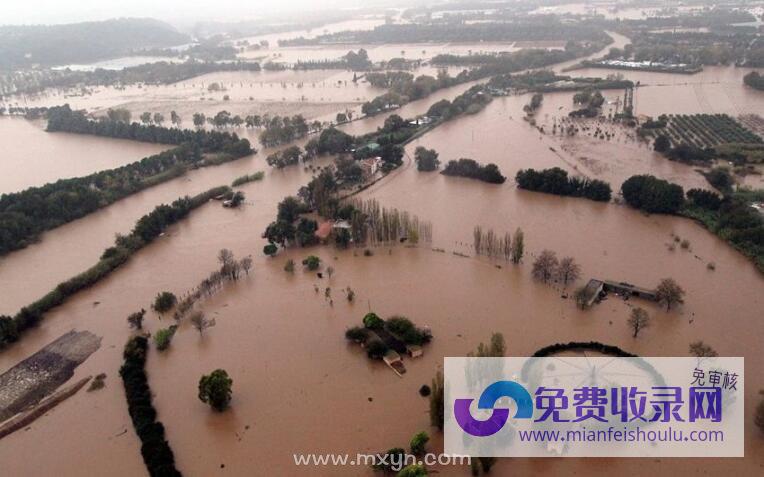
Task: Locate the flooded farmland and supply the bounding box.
[2,70,764,477]
[1,6,763,477]
[0,118,168,194]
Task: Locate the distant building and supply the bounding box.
[408,116,433,126]
[359,157,382,179]
[582,278,658,307]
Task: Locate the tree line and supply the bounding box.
[119,335,182,477]
[0,186,229,349]
[279,18,611,46]
[473,225,524,263]
[258,114,311,147]
[2,60,262,98]
[621,174,764,273]
[361,42,607,117]
[441,158,506,184]
[46,105,252,154]
[0,108,251,256]
[515,167,612,202]
[0,18,188,70]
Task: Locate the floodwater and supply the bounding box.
[1,29,763,476]
[530,3,706,20]
[570,66,764,117]
[10,68,380,122]
[240,41,564,65]
[53,56,182,72]
[0,118,168,194]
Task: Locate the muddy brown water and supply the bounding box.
[0,31,762,476]
[0,118,168,194]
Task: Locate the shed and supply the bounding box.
[383,350,406,377]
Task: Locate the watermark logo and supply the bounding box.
[454,381,533,436]
[444,357,744,457]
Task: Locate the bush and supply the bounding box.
[372,448,406,472]
[703,167,734,193]
[284,259,295,273]
[687,188,721,210]
[755,391,764,434]
[363,312,385,329]
[410,431,430,456]
[152,291,177,314]
[0,315,19,347]
[198,369,233,412]
[365,339,388,360]
[653,134,671,152]
[264,243,278,256]
[154,326,177,351]
[386,316,431,345]
[302,255,321,270]
[345,326,368,342]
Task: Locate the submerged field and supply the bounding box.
[0,118,168,194]
[0,22,763,477]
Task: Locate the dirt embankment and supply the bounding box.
[0,330,101,423]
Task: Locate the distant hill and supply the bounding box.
[0,18,190,69]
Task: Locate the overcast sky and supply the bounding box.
[1,0,397,26]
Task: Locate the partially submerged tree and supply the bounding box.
[264,243,278,257]
[302,255,321,271]
[414,146,440,172]
[628,307,650,338]
[152,291,177,314]
[127,309,146,330]
[557,256,581,285]
[198,369,233,411]
[532,250,558,283]
[755,391,764,435]
[154,325,177,351]
[397,464,427,477]
[190,311,216,336]
[429,370,445,431]
[574,286,589,309]
[510,228,524,264]
[362,312,384,329]
[409,431,429,456]
[656,278,685,311]
[689,341,718,358]
[240,256,253,275]
[284,259,295,273]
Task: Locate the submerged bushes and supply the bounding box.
[119,336,181,477]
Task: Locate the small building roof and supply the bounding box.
[315,221,333,240]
